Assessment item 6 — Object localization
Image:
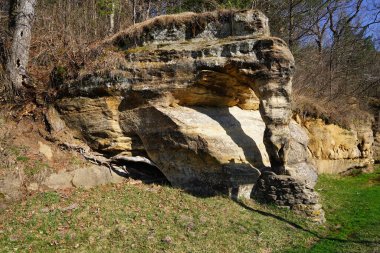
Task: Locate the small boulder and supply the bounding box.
[38,141,53,160]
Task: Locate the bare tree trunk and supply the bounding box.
[109,1,115,34]
[93,0,98,37]
[288,0,294,48]
[132,0,136,25]
[6,0,37,99]
[145,0,151,21]
[0,36,8,97]
[8,0,18,31]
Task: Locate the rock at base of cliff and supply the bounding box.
[253,171,325,223]
[0,169,24,201]
[72,166,125,189]
[42,165,125,190]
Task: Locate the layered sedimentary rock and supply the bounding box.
[304,119,374,174]
[374,132,380,163]
[54,10,322,219]
[370,98,380,162]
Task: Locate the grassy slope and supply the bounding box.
[291,168,380,253]
[0,168,379,253]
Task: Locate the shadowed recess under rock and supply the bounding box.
[54,9,324,221]
[112,160,170,185]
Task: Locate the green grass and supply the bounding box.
[289,167,380,253]
[8,146,25,157]
[24,160,50,178]
[0,168,379,253]
[16,156,30,162]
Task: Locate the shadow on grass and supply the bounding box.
[234,200,380,245]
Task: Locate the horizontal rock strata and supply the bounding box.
[54,9,323,220]
[304,119,374,174]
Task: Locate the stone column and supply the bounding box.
[245,39,325,223]
[257,78,292,175]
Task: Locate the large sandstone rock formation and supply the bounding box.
[53,10,323,220]
[370,98,380,162]
[303,119,374,174]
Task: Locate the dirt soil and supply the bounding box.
[0,106,91,206]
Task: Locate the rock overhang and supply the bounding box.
[54,9,324,222]
[107,9,270,48]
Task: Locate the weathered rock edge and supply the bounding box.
[55,9,324,221]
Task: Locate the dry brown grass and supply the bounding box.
[293,94,374,130]
[67,9,259,84]
[101,9,258,48]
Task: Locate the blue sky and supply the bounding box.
[361,0,380,49]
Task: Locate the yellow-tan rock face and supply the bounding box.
[305,119,361,160]
[53,10,324,219]
[304,119,373,174]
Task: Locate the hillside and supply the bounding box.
[1,167,379,252]
[0,2,379,253]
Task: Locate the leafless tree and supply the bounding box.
[2,0,37,100]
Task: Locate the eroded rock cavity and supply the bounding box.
[55,10,324,221]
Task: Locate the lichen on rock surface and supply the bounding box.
[54,9,323,221]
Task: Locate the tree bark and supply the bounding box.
[8,0,18,31]
[109,1,115,35]
[145,0,151,21]
[6,0,37,98]
[132,0,136,24]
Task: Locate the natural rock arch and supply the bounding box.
[55,10,324,222]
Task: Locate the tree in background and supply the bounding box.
[0,0,378,124]
[0,0,36,101]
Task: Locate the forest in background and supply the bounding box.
[0,0,379,129]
